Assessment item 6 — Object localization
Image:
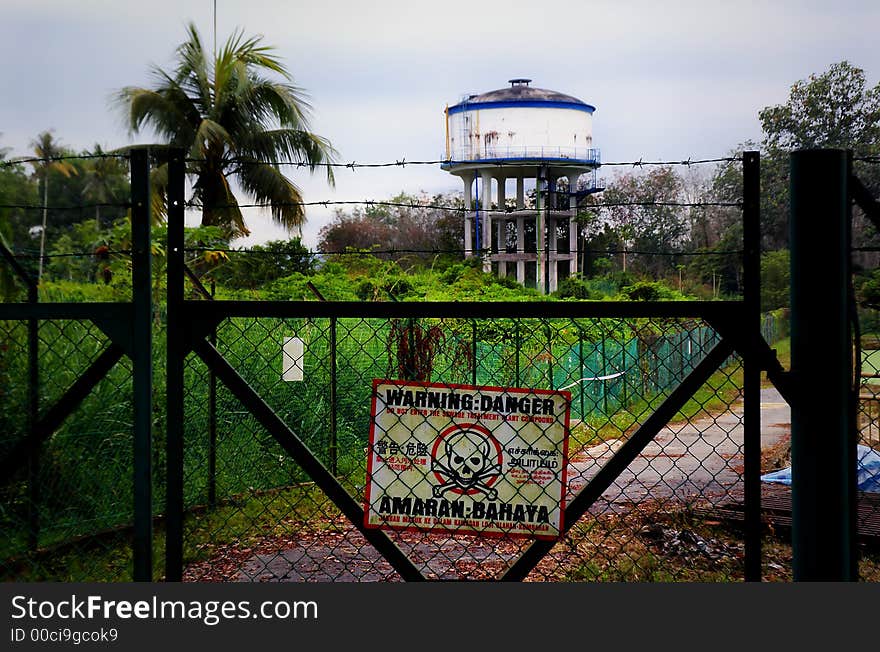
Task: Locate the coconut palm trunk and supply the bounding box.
[30,131,76,283]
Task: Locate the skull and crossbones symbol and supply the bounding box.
[431,427,502,499]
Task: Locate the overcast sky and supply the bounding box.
[1,0,877,246]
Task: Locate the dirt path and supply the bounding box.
[568,387,790,506]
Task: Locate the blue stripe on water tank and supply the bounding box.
[447,100,596,116]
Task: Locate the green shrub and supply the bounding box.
[554,276,601,300]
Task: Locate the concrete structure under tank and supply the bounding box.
[442,79,601,293]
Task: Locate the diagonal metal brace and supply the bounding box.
[91,308,136,359]
[851,174,880,227]
[183,264,214,301]
[707,315,794,406]
[501,339,735,581]
[0,344,124,480]
[192,338,426,582]
[0,239,37,291]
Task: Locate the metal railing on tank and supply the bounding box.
[444,146,601,165]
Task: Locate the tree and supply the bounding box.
[30,131,77,281]
[81,144,128,229]
[760,249,790,311]
[1,142,38,296]
[210,239,315,289]
[318,192,464,266]
[115,23,336,237]
[590,167,688,276]
[0,142,38,247]
[758,61,880,252]
[759,61,880,152]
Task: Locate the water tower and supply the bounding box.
[442,79,600,293]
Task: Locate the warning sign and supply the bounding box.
[363,380,571,539]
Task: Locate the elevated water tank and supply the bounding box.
[444,79,599,167]
[440,79,601,294]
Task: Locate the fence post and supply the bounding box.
[130,148,153,581]
[0,241,41,550]
[742,150,762,581]
[165,148,185,581]
[790,149,856,580]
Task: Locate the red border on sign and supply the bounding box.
[362,378,571,540]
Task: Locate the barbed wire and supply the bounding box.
[184,156,742,169]
[600,157,740,167]
[0,202,131,211]
[184,199,742,213]
[182,246,743,258]
[9,249,133,259]
[0,198,740,214]
[0,153,130,169]
[2,245,744,260]
[3,151,873,174]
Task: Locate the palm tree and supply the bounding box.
[115,23,335,237]
[30,130,77,281]
[82,144,126,229]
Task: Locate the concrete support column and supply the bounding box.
[568,172,580,277]
[515,175,525,284]
[536,166,547,294]
[547,175,558,292]
[548,215,558,292]
[481,171,492,272]
[462,172,475,257]
[496,176,506,277]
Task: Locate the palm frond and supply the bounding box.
[221,28,288,77]
[242,80,311,128]
[150,163,169,223]
[236,161,305,230]
[194,119,234,159]
[115,86,197,146]
[175,23,212,107]
[113,22,335,234]
[236,128,336,186]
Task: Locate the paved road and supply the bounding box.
[567,387,790,506]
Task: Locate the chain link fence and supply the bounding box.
[857,320,880,562]
[4,146,880,582]
[176,313,750,581]
[0,265,138,581]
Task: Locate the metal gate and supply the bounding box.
[162,151,784,582]
[9,149,872,582]
[0,150,154,581]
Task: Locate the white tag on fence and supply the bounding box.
[282,337,304,381]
